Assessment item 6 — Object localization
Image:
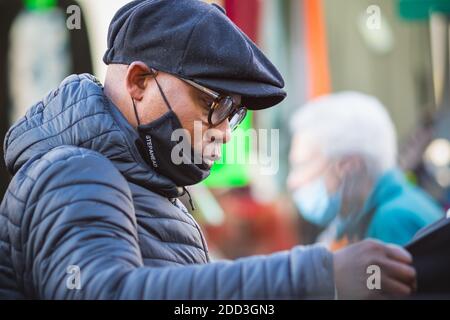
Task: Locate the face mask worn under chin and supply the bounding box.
[292,177,342,228]
[132,76,210,187]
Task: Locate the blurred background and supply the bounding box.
[1,0,450,259]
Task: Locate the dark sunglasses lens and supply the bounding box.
[229,108,247,131]
[211,97,234,125]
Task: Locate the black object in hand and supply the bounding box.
[405,217,450,294]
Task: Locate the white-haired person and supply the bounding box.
[287,92,443,249]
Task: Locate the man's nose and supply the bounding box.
[212,118,231,144]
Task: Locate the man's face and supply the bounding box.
[128,65,240,168]
[287,133,340,193]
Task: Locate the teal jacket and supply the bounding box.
[344,169,444,246]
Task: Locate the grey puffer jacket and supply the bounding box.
[0,74,335,299]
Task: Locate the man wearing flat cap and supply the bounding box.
[0,0,416,299]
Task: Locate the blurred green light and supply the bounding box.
[24,0,57,11]
[203,112,253,188]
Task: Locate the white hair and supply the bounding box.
[290,92,397,176]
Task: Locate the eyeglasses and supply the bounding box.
[180,78,247,131]
[141,69,247,131]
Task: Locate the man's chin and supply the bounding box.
[203,159,215,168]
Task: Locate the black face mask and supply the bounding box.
[133,76,210,187]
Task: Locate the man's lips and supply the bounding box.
[203,153,221,167]
[203,159,214,168]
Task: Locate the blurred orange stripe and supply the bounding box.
[303,0,331,98]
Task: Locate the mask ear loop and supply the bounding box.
[131,68,169,126]
[153,76,173,112]
[145,67,173,111]
[132,98,141,126]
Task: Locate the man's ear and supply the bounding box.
[125,61,154,101]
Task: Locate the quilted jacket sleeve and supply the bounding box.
[22,147,335,299]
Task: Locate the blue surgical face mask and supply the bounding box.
[292,177,342,227]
